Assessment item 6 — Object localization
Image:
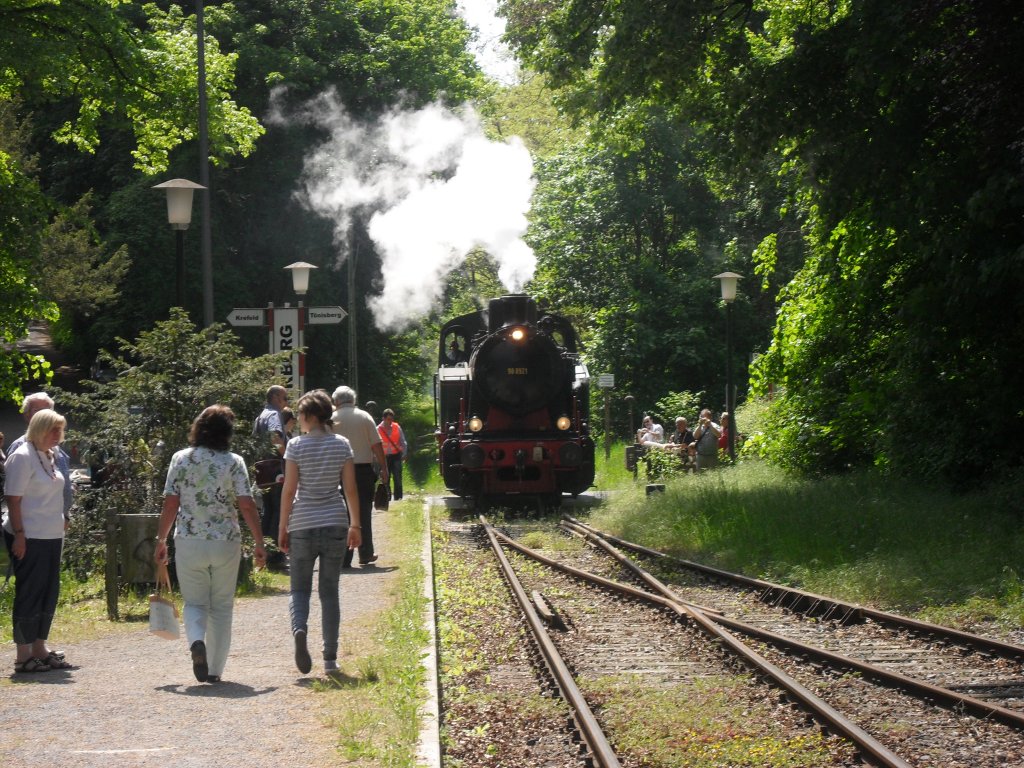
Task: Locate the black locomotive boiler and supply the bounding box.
[435,294,595,506]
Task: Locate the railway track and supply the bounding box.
[436,512,1024,766]
[561,515,1024,717]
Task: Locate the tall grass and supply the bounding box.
[594,440,638,490]
[589,461,1024,629]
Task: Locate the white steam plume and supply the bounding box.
[267,89,536,330]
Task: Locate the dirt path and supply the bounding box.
[0,518,399,768]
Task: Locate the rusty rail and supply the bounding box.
[479,516,622,768]
[563,514,1024,659]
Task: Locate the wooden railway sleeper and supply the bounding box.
[479,516,623,768]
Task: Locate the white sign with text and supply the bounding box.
[270,307,301,392]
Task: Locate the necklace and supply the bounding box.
[34,447,58,480]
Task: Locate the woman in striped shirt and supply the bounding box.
[279,389,360,675]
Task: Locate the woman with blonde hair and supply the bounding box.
[3,409,72,673]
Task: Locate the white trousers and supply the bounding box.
[174,538,240,677]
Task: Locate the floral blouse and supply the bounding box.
[162,446,252,541]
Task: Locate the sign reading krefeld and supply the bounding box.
[226,308,266,327]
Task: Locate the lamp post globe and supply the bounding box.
[284,261,318,296]
[153,178,206,309]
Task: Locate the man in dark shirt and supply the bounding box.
[666,416,695,462]
[253,385,288,547]
[669,417,694,447]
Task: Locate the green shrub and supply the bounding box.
[56,309,289,577]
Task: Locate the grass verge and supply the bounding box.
[313,499,430,767]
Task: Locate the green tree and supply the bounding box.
[526,104,758,418]
[0,1,263,401]
[478,72,585,158]
[505,0,1024,481]
[57,309,289,576]
[2,0,262,173]
[37,193,131,355]
[0,103,58,402]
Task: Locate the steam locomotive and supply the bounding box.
[435,294,595,507]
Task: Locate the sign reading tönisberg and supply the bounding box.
[307,306,346,325]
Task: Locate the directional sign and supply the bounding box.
[226,308,266,327]
[307,306,347,325]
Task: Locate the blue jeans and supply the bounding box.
[288,525,347,661]
[174,538,241,677]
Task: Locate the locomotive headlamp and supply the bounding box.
[468,416,484,432]
[556,416,571,431]
[509,326,526,342]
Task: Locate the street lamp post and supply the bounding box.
[714,271,742,463]
[153,178,206,309]
[285,261,318,394]
[196,0,214,327]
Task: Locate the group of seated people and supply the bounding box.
[636,409,732,471]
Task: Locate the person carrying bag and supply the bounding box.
[373,480,390,511]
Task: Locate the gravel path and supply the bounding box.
[0,515,399,768]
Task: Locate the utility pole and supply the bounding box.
[196,0,214,327]
[348,224,358,393]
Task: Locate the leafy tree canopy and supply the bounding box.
[2,0,263,173]
[506,0,1024,481]
[0,1,264,402]
[525,101,765,426]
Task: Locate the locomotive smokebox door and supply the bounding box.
[488,294,537,331]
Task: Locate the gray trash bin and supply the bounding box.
[118,514,159,584]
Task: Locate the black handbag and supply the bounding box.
[253,458,284,489]
[373,481,391,511]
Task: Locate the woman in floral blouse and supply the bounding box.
[155,405,266,683]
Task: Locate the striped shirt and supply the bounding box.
[283,431,354,532]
